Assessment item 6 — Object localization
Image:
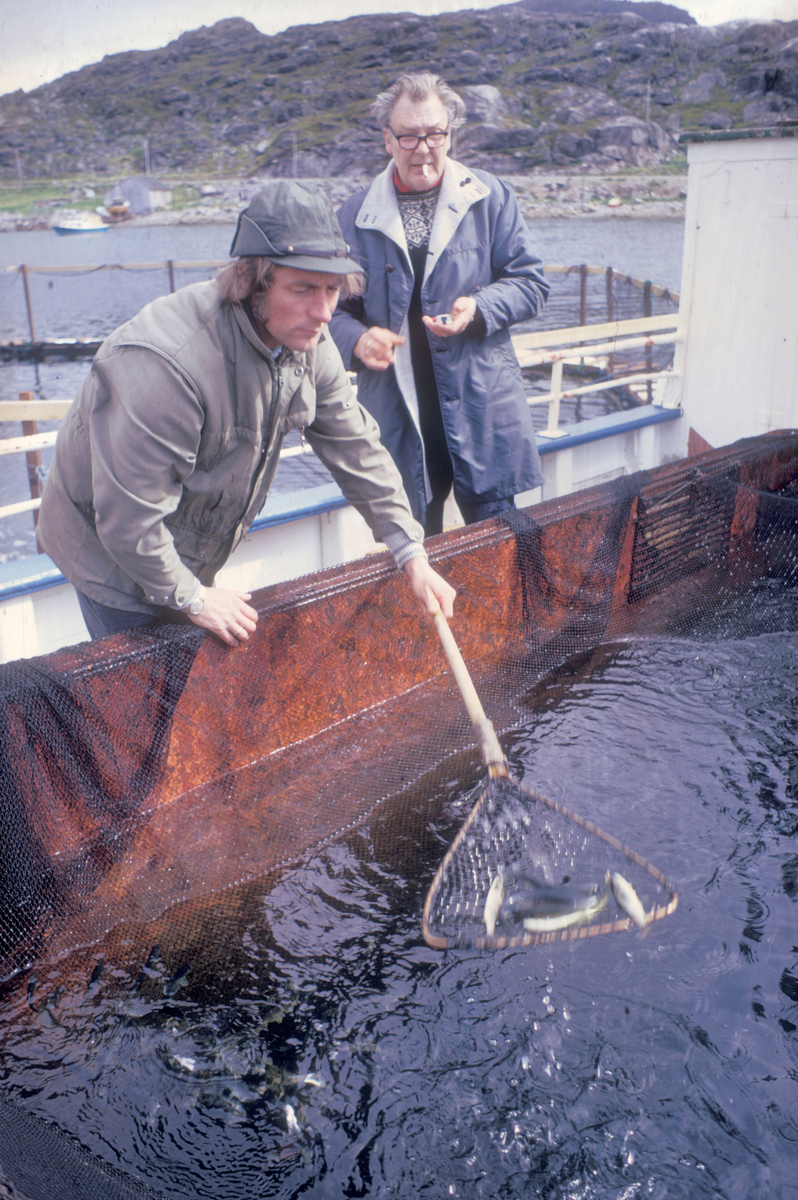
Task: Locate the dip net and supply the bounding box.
[422,777,678,951]
[0,430,797,1199]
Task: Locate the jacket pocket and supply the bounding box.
[165,519,229,566]
[196,429,236,472]
[495,332,522,372]
[281,375,315,431]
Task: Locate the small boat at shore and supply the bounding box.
[52,211,109,235]
[96,201,130,222]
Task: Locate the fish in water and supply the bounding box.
[483,874,505,937]
[135,944,162,990]
[164,963,191,996]
[611,871,649,928]
[520,876,611,933]
[285,1103,302,1137]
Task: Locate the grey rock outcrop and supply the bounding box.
[680,69,727,103]
[462,86,509,125]
[1,2,797,183]
[774,36,798,102]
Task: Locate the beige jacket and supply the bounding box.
[38,281,424,612]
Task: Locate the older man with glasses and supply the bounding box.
[330,72,550,537]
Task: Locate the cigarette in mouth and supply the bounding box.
[422,164,430,178]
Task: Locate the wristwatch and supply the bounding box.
[188,585,206,616]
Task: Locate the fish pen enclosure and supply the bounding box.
[1,260,677,359]
[0,430,797,1200]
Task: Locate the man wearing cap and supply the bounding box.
[37,181,455,645]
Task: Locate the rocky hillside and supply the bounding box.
[1,0,797,182]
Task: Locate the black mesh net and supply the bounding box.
[0,431,797,1199]
[532,265,679,334]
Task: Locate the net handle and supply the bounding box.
[432,609,509,777]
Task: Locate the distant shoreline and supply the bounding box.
[0,171,687,234]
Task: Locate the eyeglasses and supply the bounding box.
[388,127,450,150]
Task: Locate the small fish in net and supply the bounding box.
[423,777,678,950]
[422,614,678,951]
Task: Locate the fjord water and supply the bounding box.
[0,216,685,349]
[1,611,795,1199]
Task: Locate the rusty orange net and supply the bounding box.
[1,432,797,984]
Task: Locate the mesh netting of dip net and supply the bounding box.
[1,430,797,989]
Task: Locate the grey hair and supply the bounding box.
[217,257,364,303]
[371,72,467,130]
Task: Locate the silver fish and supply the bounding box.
[500,877,608,924]
[164,963,191,996]
[483,874,505,937]
[522,878,610,932]
[611,871,649,928]
[285,1103,302,1137]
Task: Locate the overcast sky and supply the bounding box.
[1,0,795,96]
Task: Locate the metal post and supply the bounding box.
[580,263,588,328]
[20,391,42,529]
[21,265,36,343]
[546,359,564,437]
[644,280,653,404]
[606,267,615,373]
[168,260,176,293]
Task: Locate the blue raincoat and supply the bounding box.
[330,158,549,524]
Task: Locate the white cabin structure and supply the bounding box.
[664,123,798,452]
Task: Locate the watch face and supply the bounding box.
[189,599,203,615]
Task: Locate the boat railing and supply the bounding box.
[515,311,682,438]
[0,309,684,526]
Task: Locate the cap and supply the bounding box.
[229,181,361,273]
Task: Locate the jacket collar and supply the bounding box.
[355,161,408,255]
[355,158,489,275]
[426,160,489,280]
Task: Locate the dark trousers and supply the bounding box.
[424,477,516,538]
[77,590,185,641]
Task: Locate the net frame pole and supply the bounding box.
[432,610,508,778]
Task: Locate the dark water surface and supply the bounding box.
[1,616,796,1200]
